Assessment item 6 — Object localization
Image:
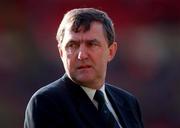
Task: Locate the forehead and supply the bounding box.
[63,22,107,42]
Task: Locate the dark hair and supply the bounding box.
[56,8,115,46]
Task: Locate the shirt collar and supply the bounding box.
[81,84,105,101]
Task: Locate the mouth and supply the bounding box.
[77,65,92,70]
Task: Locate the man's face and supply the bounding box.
[58,22,117,89]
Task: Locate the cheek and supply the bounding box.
[66,54,76,68]
[101,51,109,63]
[62,54,70,67]
[95,52,108,68]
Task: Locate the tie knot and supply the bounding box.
[94,90,105,107]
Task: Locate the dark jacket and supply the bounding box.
[24,74,144,128]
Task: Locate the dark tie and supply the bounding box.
[94,90,120,128]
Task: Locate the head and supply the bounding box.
[56,8,117,89]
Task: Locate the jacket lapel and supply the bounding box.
[106,85,134,128]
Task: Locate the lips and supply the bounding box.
[77,65,92,69]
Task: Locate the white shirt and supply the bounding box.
[81,85,122,128]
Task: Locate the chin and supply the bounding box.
[75,76,94,84]
[76,78,93,84]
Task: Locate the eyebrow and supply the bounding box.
[87,39,99,42]
[67,39,99,44]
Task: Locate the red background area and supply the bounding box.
[0,0,180,128]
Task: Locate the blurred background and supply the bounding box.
[0,0,180,128]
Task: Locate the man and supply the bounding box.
[24,8,144,128]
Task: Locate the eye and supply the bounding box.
[87,40,99,47]
[68,43,76,48]
[66,41,79,49]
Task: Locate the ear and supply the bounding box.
[108,42,117,62]
[57,43,63,58]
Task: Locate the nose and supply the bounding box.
[77,44,88,60]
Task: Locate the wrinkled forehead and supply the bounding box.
[65,21,106,37]
[64,21,104,35]
[62,22,108,44]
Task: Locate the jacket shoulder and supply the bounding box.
[106,83,136,100]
